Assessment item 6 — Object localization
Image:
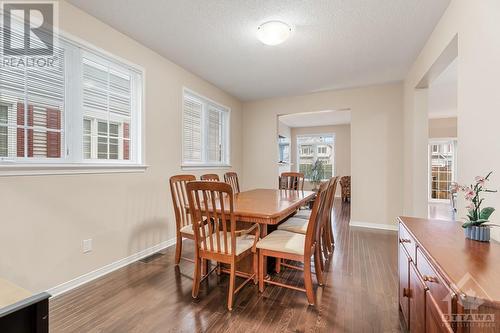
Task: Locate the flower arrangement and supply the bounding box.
[455,171,497,228]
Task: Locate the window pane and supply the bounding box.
[297,135,334,180]
[83,119,92,159]
[0,105,7,157]
[98,136,108,159]
[430,142,455,200]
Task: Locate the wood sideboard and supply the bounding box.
[398,217,500,332]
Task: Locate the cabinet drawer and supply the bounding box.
[416,247,455,316]
[399,223,416,262]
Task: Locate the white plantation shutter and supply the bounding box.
[82,54,135,161]
[182,90,229,166]
[183,96,203,162]
[207,105,222,162]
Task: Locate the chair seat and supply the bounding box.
[205,233,256,256]
[179,219,208,236]
[277,217,308,234]
[256,230,305,256]
[294,210,311,219]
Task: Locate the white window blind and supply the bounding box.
[182,90,229,167]
[0,20,143,168]
[183,96,203,162]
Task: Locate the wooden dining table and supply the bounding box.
[224,188,316,237]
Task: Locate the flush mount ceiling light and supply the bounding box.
[257,21,292,46]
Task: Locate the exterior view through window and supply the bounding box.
[429,140,456,200]
[297,134,334,180]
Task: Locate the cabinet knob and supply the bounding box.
[400,238,411,243]
[423,275,438,283]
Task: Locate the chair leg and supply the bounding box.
[314,250,324,286]
[258,251,265,292]
[253,252,258,284]
[304,256,315,306]
[275,258,281,273]
[227,261,236,311]
[192,257,201,298]
[175,235,182,265]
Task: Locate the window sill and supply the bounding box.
[0,164,149,177]
[181,164,232,171]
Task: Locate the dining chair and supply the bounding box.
[340,176,351,202]
[186,181,260,311]
[224,172,240,194]
[279,172,305,190]
[169,175,197,265]
[256,181,329,305]
[201,174,220,181]
[276,177,338,271]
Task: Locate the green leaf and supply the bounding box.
[480,207,495,220]
[462,221,475,228]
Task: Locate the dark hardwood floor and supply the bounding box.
[50,200,400,332]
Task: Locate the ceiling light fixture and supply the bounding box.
[257,21,291,46]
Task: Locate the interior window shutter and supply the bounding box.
[207,106,222,162]
[183,96,203,163]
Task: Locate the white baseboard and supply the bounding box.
[47,237,176,297]
[349,220,398,231]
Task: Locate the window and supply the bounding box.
[297,135,334,180]
[182,90,229,167]
[278,136,290,164]
[0,25,143,169]
[429,140,456,200]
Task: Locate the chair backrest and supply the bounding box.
[201,174,220,181]
[169,175,196,232]
[304,181,329,256]
[340,176,351,191]
[224,172,240,194]
[322,177,339,231]
[279,172,305,190]
[186,181,237,256]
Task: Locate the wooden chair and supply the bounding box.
[201,174,220,181]
[279,172,305,190]
[224,172,240,194]
[169,175,197,265]
[257,181,329,305]
[276,177,338,271]
[186,181,260,311]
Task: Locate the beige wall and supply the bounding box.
[289,125,351,195]
[404,0,500,240]
[242,83,404,228]
[429,117,457,138]
[0,1,243,292]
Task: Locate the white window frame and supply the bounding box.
[0,30,146,176]
[181,88,230,169]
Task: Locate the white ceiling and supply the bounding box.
[279,110,351,128]
[428,58,457,119]
[68,0,450,101]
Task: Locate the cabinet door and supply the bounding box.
[399,244,410,327]
[409,262,427,333]
[426,291,454,333]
